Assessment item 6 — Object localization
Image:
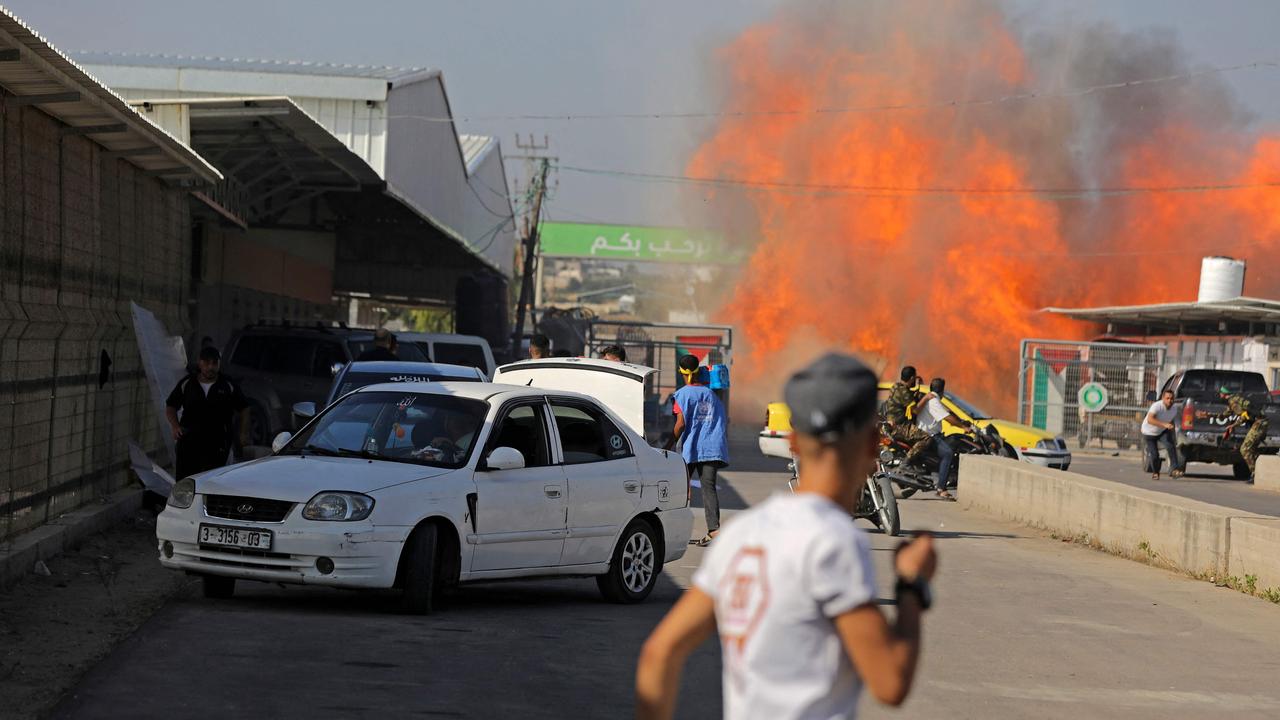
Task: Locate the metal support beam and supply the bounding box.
[61,123,128,136]
[102,146,164,159]
[5,91,81,106]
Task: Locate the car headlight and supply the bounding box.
[302,492,375,521]
[169,478,195,509]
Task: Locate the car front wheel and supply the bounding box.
[400,524,439,615]
[597,519,661,603]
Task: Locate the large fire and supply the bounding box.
[691,1,1280,415]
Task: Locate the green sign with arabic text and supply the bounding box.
[538,222,745,265]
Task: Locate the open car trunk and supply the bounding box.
[494,358,659,442]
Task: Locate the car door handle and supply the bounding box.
[544,485,562,498]
[623,481,639,493]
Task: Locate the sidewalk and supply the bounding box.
[0,489,143,589]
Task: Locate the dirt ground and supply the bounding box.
[0,513,191,720]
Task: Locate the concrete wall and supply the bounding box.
[191,224,338,354]
[0,97,189,542]
[960,456,1280,592]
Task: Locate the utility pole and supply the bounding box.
[510,134,553,354]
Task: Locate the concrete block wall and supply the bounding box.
[0,96,190,542]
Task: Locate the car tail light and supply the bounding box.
[1182,400,1195,430]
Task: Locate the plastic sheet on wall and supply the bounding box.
[130,302,188,469]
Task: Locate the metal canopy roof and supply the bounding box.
[1043,297,1280,332]
[72,51,428,81]
[0,9,220,185]
[133,96,383,226]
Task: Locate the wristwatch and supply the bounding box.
[895,575,932,611]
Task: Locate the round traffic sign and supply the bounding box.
[1078,382,1109,413]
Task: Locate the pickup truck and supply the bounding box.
[1160,369,1280,478]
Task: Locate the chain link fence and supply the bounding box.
[1017,340,1166,451]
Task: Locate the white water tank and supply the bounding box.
[1197,256,1245,302]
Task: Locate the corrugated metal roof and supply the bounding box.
[457,133,496,175]
[71,50,429,81]
[1044,297,1280,329]
[0,8,220,184]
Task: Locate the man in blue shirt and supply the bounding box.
[665,354,729,546]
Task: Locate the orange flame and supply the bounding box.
[691,1,1280,415]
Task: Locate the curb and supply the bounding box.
[0,488,144,590]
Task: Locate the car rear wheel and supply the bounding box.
[400,524,439,615]
[597,519,660,604]
[201,574,235,599]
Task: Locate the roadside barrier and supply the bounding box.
[959,456,1280,591]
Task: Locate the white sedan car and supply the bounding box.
[156,359,693,613]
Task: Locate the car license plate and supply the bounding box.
[198,524,273,550]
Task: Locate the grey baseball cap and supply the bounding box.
[784,353,879,441]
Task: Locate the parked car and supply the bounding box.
[223,324,430,445]
[290,360,486,429]
[757,383,1072,470]
[398,332,496,379]
[155,362,694,613]
[1158,369,1280,478]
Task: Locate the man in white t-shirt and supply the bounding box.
[914,377,971,501]
[636,353,937,720]
[1141,389,1184,480]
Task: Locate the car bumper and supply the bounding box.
[156,504,408,589]
[758,431,792,460]
[656,507,694,564]
[1020,449,1072,471]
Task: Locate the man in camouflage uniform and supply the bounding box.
[1217,386,1268,479]
[884,365,931,463]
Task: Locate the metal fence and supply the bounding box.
[1017,340,1166,451]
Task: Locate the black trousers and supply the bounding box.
[176,433,230,479]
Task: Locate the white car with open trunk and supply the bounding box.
[156,358,693,613]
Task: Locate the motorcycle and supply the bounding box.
[787,456,901,537]
[876,419,1010,499]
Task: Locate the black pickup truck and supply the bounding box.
[1159,369,1280,477]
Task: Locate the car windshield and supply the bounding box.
[334,371,478,399]
[282,391,488,469]
[945,392,990,420]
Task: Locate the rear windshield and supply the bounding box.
[347,340,429,363]
[432,342,489,372]
[1177,371,1269,397]
[335,370,479,398]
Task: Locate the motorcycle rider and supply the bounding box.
[916,378,972,501]
[884,366,931,464]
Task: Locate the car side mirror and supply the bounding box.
[1145,390,1158,403]
[483,446,525,471]
[271,431,293,454]
[330,362,344,377]
[292,401,316,422]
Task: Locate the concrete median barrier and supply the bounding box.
[1228,517,1280,591]
[959,455,1242,578]
[1255,456,1280,492]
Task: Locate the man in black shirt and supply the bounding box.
[357,328,399,361]
[166,346,250,478]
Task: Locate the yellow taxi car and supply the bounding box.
[758,383,1071,470]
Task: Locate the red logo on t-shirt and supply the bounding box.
[717,546,769,686]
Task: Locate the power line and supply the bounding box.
[384,58,1280,124]
[556,163,1280,198]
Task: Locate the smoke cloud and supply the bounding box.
[690,0,1280,414]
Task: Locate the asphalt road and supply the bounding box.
[52,433,1280,719]
[1069,454,1280,516]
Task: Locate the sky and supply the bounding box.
[9,0,1280,229]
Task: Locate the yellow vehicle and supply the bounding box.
[757,384,1071,470]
